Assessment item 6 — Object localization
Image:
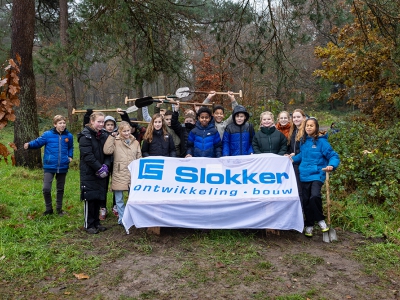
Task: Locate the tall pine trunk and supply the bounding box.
[12,0,42,168]
[60,0,77,128]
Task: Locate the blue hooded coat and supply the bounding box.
[222,105,254,156]
[292,133,340,183]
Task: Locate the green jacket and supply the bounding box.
[252,126,287,155]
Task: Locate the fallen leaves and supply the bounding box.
[73,273,90,280]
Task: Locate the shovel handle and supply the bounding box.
[322,168,331,225]
[188,90,243,98]
[160,99,213,107]
[72,108,125,114]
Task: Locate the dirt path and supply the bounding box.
[38,226,400,300]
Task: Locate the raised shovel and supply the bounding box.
[322,169,338,243]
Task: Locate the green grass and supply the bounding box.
[1,119,400,297]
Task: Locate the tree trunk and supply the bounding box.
[12,0,42,168]
[60,0,77,128]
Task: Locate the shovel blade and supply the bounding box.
[322,231,330,243]
[329,228,338,241]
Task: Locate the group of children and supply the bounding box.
[24,91,340,237]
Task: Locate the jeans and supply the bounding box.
[43,172,67,211]
[114,190,126,224]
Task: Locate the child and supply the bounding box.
[142,104,181,155]
[161,110,181,156]
[141,113,177,157]
[186,107,222,158]
[78,112,111,234]
[285,109,307,208]
[24,115,73,216]
[291,117,340,237]
[170,101,196,158]
[222,105,255,156]
[203,91,238,139]
[252,111,287,155]
[115,108,145,143]
[99,115,118,220]
[103,121,142,226]
[276,111,291,138]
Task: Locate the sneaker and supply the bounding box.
[99,208,107,220]
[96,225,107,232]
[318,220,329,232]
[85,227,99,234]
[43,209,53,216]
[56,209,67,216]
[304,226,313,237]
[112,205,119,217]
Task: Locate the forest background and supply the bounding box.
[1,0,400,298]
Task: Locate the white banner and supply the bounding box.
[123,154,304,232]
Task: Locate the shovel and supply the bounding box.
[175,87,243,102]
[127,96,213,108]
[322,169,338,243]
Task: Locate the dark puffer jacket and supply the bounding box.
[141,129,176,157]
[252,126,287,155]
[187,117,222,158]
[170,111,195,158]
[77,126,111,201]
[28,128,73,173]
[222,105,254,156]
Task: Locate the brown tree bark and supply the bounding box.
[12,0,42,168]
[60,0,77,127]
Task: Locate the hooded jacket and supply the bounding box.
[77,126,111,201]
[103,134,142,190]
[292,133,340,183]
[187,117,222,158]
[104,115,118,132]
[222,105,254,156]
[28,127,73,173]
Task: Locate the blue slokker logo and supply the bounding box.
[138,159,164,180]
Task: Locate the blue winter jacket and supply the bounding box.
[292,134,340,183]
[222,105,254,156]
[186,118,222,158]
[28,128,74,173]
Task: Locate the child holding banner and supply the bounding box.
[222,105,254,156]
[103,121,142,226]
[252,111,287,155]
[141,114,177,157]
[285,108,307,209]
[290,117,340,237]
[186,107,222,158]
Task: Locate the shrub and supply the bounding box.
[329,117,400,210]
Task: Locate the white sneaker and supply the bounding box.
[99,208,107,220]
[304,226,313,237]
[318,220,329,232]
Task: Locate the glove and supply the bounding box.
[86,108,93,115]
[96,164,109,178]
